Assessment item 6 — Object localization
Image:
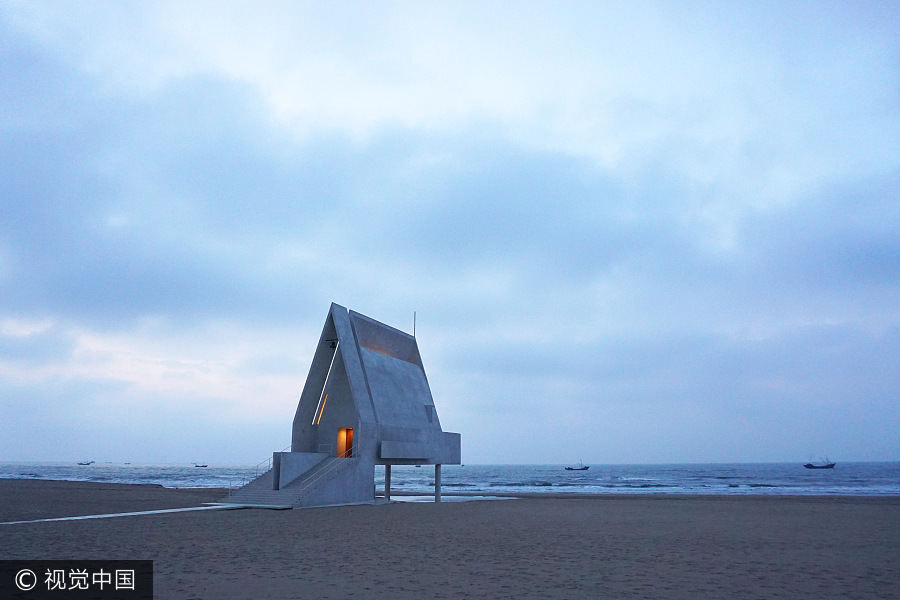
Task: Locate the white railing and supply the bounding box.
[228,443,292,493]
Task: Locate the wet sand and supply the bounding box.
[1,480,898,599]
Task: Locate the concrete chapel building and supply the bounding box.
[223,303,461,508]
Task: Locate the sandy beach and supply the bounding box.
[1,480,898,599]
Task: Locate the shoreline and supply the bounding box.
[1,478,898,522]
[1,480,898,599]
[4,461,897,498]
[386,488,900,499]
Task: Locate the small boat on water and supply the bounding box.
[565,461,589,471]
[804,458,835,469]
[194,464,208,468]
[77,460,94,466]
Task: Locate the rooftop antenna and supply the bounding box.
[413,311,416,338]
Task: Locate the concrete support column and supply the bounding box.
[272,452,281,490]
[385,464,391,502]
[435,464,442,503]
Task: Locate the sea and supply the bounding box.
[1,462,898,497]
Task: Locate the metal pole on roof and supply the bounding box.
[414,311,416,337]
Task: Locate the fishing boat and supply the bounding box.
[565,461,589,471]
[77,460,94,466]
[194,464,208,468]
[803,458,835,469]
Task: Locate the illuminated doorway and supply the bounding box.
[337,428,354,458]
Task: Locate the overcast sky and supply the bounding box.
[2,2,898,465]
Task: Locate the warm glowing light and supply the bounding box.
[312,341,339,424]
[315,394,328,425]
[337,427,353,458]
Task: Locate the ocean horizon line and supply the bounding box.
[3,459,896,468]
[2,461,897,497]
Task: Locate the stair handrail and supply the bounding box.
[227,443,292,493]
[291,444,359,504]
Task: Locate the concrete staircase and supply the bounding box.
[219,456,359,509]
[217,470,291,508]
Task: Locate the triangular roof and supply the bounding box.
[225,304,461,508]
[292,304,458,465]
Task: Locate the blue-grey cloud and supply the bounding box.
[0,326,76,365]
[1,2,898,464]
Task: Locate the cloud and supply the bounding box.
[1,2,898,463]
[0,323,76,371]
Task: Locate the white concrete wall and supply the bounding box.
[273,452,328,489]
[314,350,358,455]
[295,455,377,508]
[360,348,439,429]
